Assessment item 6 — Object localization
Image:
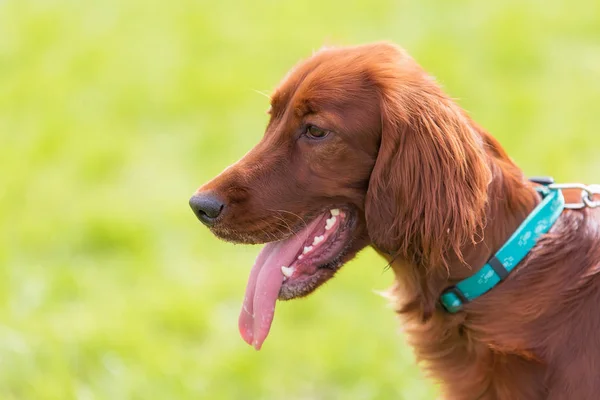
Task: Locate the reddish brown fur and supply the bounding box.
[195,42,600,399]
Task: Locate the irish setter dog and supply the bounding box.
[190,42,600,399]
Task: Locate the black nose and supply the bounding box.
[189,193,225,227]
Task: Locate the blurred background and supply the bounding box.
[1,0,599,399]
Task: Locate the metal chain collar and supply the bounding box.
[548,183,600,209]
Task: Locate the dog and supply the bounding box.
[190,42,600,399]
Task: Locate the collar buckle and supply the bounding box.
[440,285,469,312]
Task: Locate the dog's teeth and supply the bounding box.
[298,254,303,260]
[313,235,324,245]
[325,216,337,230]
[281,266,294,278]
[303,246,313,254]
[330,208,340,216]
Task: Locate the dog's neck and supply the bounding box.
[387,124,540,319]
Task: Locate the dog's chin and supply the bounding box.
[207,225,278,245]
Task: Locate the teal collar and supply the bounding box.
[440,184,565,313]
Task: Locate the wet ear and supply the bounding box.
[365,86,491,269]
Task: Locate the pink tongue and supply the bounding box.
[238,217,322,350]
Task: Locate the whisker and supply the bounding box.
[256,225,279,242]
[268,213,297,237]
[253,218,293,242]
[251,88,272,100]
[267,209,309,229]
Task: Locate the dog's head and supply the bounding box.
[190,43,490,348]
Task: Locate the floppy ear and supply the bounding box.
[365,77,491,270]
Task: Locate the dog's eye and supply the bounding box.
[305,125,329,139]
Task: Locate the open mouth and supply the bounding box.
[238,208,354,350]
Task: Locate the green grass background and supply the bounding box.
[1,0,599,399]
